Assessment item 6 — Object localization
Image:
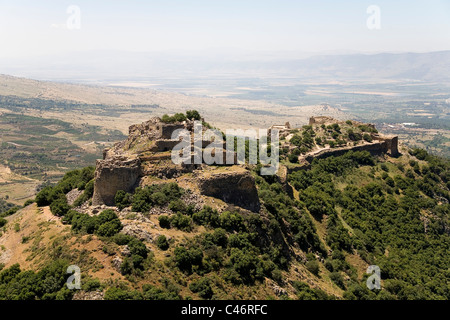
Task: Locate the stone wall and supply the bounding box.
[195,170,260,212]
[92,156,141,206]
[153,139,182,152]
[160,123,185,139]
[309,116,339,126]
[304,141,388,163]
[375,135,399,157]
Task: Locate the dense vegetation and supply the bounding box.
[2,144,449,300]
[0,260,74,300]
[287,149,449,299]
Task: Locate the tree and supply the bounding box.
[174,246,203,273]
[186,110,201,121]
[156,235,169,250]
[35,186,53,207]
[158,215,171,229]
[290,134,302,147]
[49,198,70,217]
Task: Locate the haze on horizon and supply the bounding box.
[1,0,450,83]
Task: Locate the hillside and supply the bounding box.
[0,114,448,300]
[0,74,348,131]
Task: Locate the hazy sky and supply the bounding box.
[1,0,450,59]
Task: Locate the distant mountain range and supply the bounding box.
[2,50,450,82]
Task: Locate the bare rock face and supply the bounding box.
[111,255,123,273]
[66,188,83,206]
[195,169,260,212]
[92,156,141,206]
[73,290,104,300]
[120,223,156,242]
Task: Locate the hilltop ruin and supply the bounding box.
[92,115,398,212]
[92,116,259,211]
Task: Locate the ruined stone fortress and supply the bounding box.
[91,115,398,212]
[92,117,258,211]
[306,116,398,158]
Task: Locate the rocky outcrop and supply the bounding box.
[120,223,156,242]
[92,156,141,206]
[73,290,104,300]
[195,168,260,212]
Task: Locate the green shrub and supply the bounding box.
[23,199,34,207]
[142,282,181,300]
[189,278,213,299]
[219,211,244,232]
[156,235,169,251]
[227,248,262,284]
[192,206,219,227]
[151,192,168,206]
[0,260,74,300]
[363,133,372,142]
[292,281,333,300]
[170,214,193,232]
[35,186,56,207]
[306,260,320,276]
[50,198,70,217]
[114,190,132,210]
[158,215,171,229]
[132,183,184,213]
[69,209,122,237]
[174,246,203,273]
[82,279,102,292]
[112,233,134,245]
[186,110,201,121]
[104,286,142,300]
[271,269,283,282]
[161,113,187,123]
[409,148,428,160]
[96,220,122,237]
[168,199,187,213]
[288,153,298,163]
[330,272,345,289]
[211,228,228,247]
